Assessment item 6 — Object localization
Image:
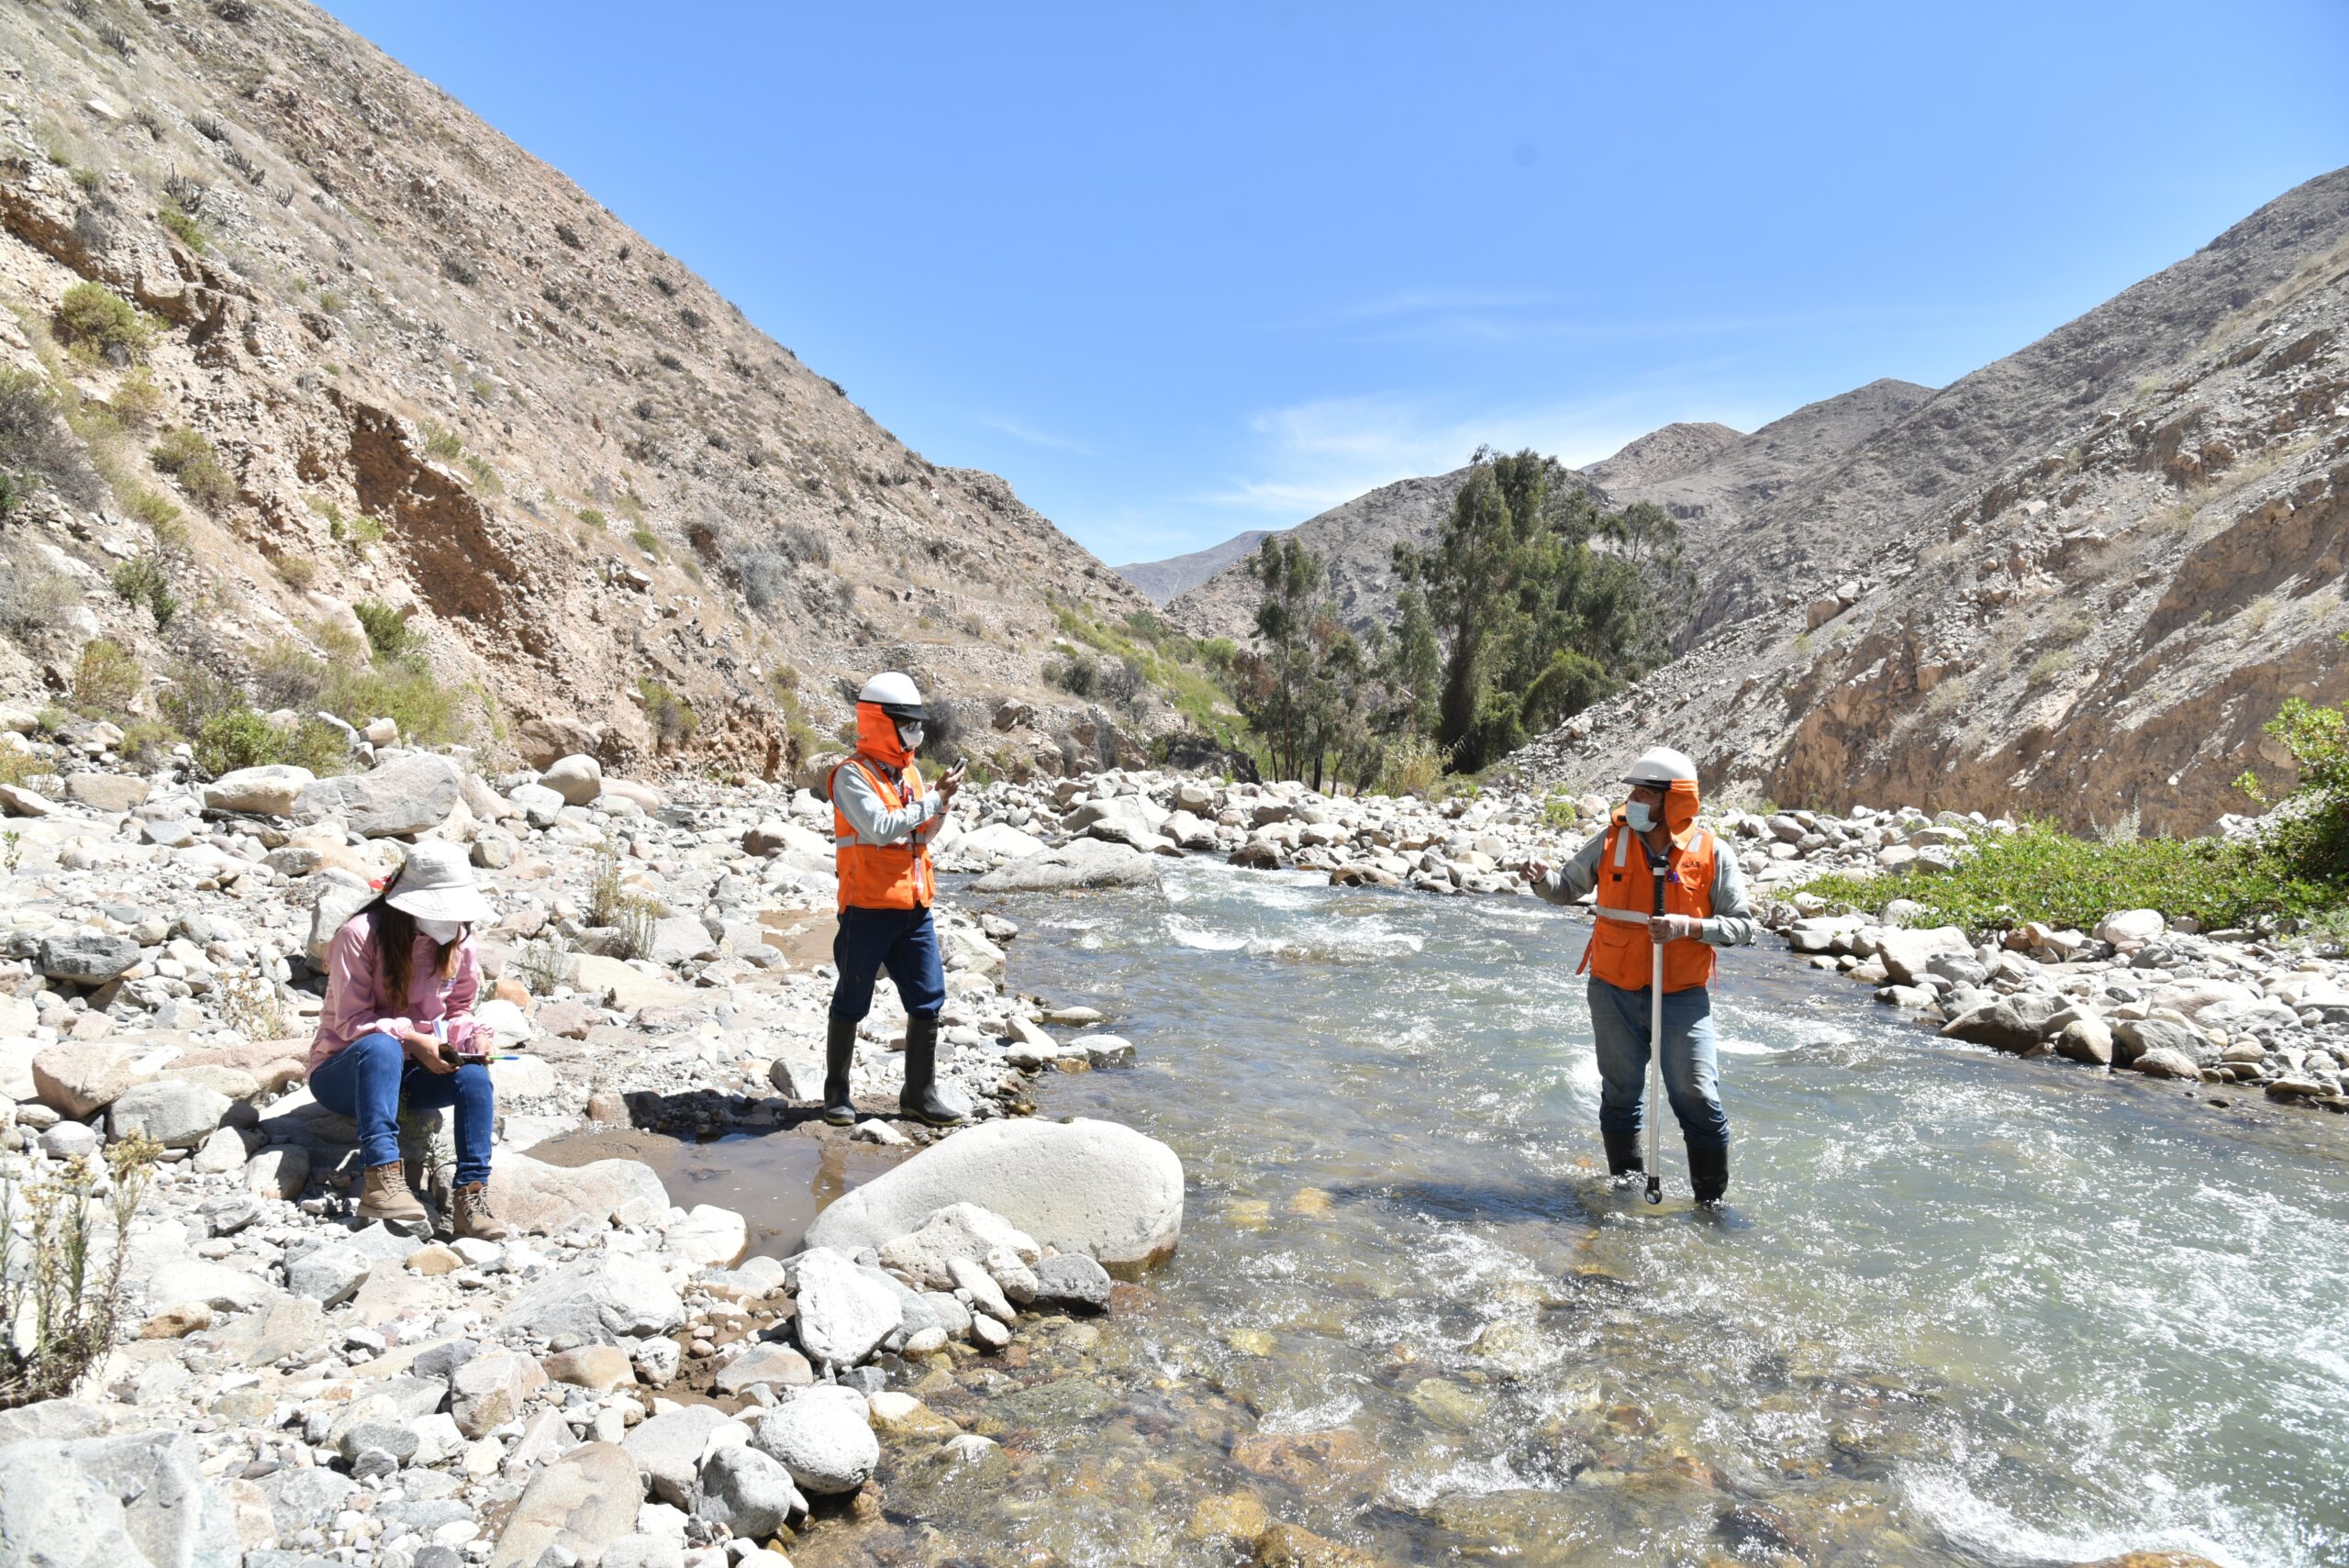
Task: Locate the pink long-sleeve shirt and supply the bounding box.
[308,913,482,1074]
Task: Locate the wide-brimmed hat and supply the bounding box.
[384,840,495,925]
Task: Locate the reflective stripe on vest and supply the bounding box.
[829,756,933,912]
[1575,822,1718,994]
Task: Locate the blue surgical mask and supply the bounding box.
[1625,801,1657,833]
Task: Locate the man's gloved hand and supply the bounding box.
[1649,914,1702,942]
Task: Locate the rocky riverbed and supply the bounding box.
[2,717,2344,1567]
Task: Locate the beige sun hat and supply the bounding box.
[384,840,495,925]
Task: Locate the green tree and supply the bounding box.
[1240,537,1324,780]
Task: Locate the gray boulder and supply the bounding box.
[1938,996,2059,1054]
[106,1080,231,1150]
[1032,1252,1114,1315]
[284,1240,373,1307]
[750,1386,879,1496]
[499,1254,684,1345]
[804,1116,1185,1275]
[487,1442,639,1568]
[973,839,1161,894]
[790,1247,901,1368]
[2112,1018,2215,1068]
[623,1405,734,1507]
[0,1429,238,1568]
[303,875,377,965]
[259,1462,359,1539]
[693,1444,803,1539]
[294,753,460,838]
[39,932,140,984]
[508,782,565,828]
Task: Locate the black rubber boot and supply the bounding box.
[822,1016,858,1127]
[1688,1142,1729,1206]
[1602,1130,1645,1182]
[898,1015,969,1128]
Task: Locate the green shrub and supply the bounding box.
[108,555,177,628]
[0,1136,159,1409]
[328,656,464,747]
[116,719,178,765]
[57,283,153,361]
[111,368,162,425]
[418,420,462,462]
[586,837,625,926]
[460,451,501,493]
[126,486,179,528]
[0,366,96,505]
[577,506,607,530]
[191,706,349,777]
[629,528,661,557]
[150,424,234,511]
[352,599,413,660]
[2237,684,2349,887]
[71,639,141,715]
[1793,821,2323,937]
[637,677,696,748]
[158,204,206,252]
[0,540,76,639]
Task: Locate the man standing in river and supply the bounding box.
[821,671,970,1129]
[1519,746,1757,1208]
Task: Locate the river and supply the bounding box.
[785,858,2349,1567]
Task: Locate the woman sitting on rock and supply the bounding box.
[308,840,511,1241]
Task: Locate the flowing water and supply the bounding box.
[785,860,2349,1568]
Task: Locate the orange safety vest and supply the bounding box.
[829,755,934,913]
[1577,817,1719,994]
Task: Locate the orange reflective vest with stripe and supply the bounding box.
[1577,818,1719,993]
[829,756,935,913]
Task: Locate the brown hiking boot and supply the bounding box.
[357,1161,429,1230]
[450,1182,513,1243]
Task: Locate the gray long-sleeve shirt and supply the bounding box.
[1531,822,1759,948]
[832,761,947,848]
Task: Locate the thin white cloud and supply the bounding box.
[974,413,1091,454]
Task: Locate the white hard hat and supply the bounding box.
[857,671,926,721]
[1620,746,1697,789]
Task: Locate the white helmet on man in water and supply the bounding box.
[857,671,927,724]
[1620,745,1698,791]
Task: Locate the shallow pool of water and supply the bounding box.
[793,860,2349,1567]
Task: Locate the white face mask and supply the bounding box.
[415,917,465,946]
[1625,800,1658,833]
[896,723,925,752]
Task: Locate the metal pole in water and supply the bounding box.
[1646,847,1666,1205]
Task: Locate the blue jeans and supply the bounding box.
[1587,977,1729,1151]
[829,906,945,1023]
[309,1031,496,1187]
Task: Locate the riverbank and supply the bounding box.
[3,739,2342,1566]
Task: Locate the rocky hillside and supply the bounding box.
[1111,528,1268,606]
[1520,166,2349,838]
[1577,418,1741,491]
[0,0,1163,781]
[1594,380,1932,588]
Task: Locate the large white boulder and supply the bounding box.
[2095,908,2167,952]
[750,1386,878,1496]
[499,1254,683,1345]
[293,754,461,838]
[486,1151,671,1234]
[972,839,1161,894]
[540,754,604,807]
[202,764,316,816]
[875,1203,1040,1290]
[789,1247,900,1367]
[1875,926,1973,987]
[803,1117,1182,1275]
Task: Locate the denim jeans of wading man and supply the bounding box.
[1586,975,1730,1151]
[307,1029,495,1187]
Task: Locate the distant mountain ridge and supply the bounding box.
[1114,529,1271,606]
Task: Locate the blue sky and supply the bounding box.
[320,2,2348,566]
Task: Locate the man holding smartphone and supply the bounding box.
[821,671,968,1128]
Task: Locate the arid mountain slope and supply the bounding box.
[1520,166,2349,837]
[1596,381,1932,581]
[0,0,1156,777]
[1114,528,1269,606]
[1579,419,1741,491]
